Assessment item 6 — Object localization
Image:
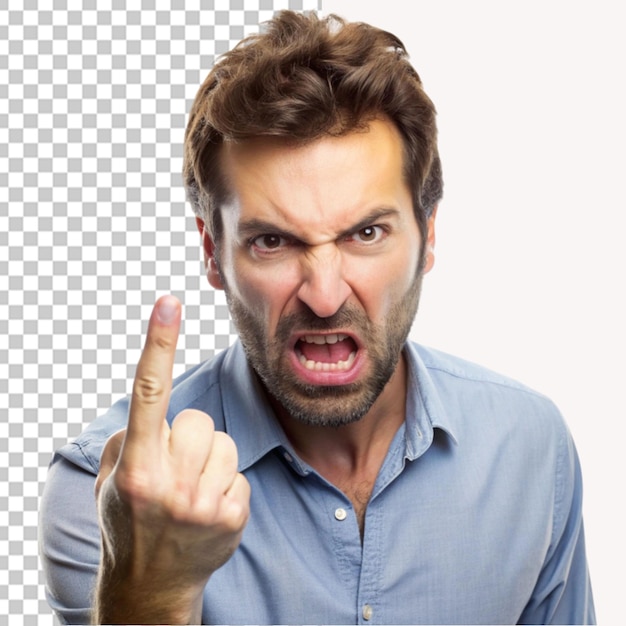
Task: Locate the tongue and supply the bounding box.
[299,338,356,363]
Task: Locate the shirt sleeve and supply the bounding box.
[518,429,596,625]
[39,453,100,625]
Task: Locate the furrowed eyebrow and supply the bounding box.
[237,219,297,242]
[336,207,401,239]
[237,207,401,243]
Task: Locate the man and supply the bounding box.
[40,10,595,624]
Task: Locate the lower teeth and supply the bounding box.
[298,351,356,372]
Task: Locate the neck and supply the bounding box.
[271,353,408,539]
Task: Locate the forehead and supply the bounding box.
[219,118,414,239]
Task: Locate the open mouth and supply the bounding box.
[295,333,358,372]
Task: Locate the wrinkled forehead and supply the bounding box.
[216,119,417,245]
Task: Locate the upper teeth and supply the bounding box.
[301,333,348,345]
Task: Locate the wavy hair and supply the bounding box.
[183,10,442,244]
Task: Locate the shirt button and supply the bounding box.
[283,451,293,463]
[362,604,373,621]
[334,507,347,521]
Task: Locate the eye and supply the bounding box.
[251,233,288,251]
[350,225,386,245]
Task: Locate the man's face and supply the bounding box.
[201,118,435,427]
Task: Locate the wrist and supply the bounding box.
[93,572,206,625]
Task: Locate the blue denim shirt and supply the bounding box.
[40,341,595,624]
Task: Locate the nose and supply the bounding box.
[296,244,351,318]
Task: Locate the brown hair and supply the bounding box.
[183,10,442,244]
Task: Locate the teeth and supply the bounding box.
[302,333,348,345]
[298,351,356,372]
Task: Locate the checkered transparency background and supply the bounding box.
[0,1,320,623]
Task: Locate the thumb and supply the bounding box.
[95,429,127,499]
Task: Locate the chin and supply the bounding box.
[265,371,390,428]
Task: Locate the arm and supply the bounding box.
[518,432,595,625]
[93,296,250,624]
[40,456,101,624]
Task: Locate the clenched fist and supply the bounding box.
[93,296,250,624]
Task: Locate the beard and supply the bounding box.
[221,268,424,428]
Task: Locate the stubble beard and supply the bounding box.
[221,270,424,428]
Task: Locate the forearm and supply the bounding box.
[93,585,203,625]
[92,548,205,625]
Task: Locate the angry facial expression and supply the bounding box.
[201,118,435,427]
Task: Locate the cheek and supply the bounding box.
[230,262,301,326]
[347,248,421,315]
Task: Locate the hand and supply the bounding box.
[93,296,250,624]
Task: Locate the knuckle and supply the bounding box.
[223,495,250,531]
[113,467,162,511]
[166,488,197,521]
[133,374,166,404]
[213,431,237,456]
[174,409,214,431]
[113,469,144,499]
[210,433,239,473]
[152,333,175,351]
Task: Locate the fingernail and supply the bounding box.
[156,296,179,324]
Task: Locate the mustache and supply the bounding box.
[275,306,373,343]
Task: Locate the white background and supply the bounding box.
[321,1,625,623]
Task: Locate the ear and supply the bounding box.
[422,205,438,275]
[196,217,225,290]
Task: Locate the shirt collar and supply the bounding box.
[220,340,458,472]
[403,341,458,461]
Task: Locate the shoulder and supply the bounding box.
[413,342,559,405]
[415,342,548,394]
[409,342,570,444]
[410,342,581,523]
